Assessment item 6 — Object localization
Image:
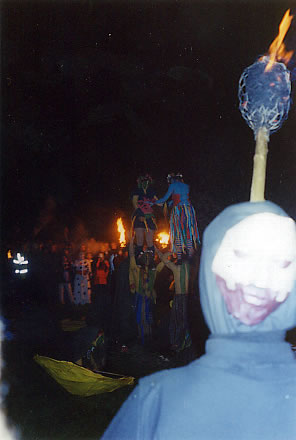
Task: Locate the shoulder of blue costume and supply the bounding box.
[139,361,199,386]
[175,181,188,190]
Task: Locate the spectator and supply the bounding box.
[58,248,74,307]
[73,248,92,305]
[91,252,110,331]
[155,246,192,352]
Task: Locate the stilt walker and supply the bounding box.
[156,173,200,264]
[131,174,157,267]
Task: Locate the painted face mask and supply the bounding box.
[212,212,296,326]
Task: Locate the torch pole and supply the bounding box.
[250,126,269,201]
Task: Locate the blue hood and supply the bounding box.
[199,201,296,334]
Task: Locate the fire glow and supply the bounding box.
[117,218,126,247]
[264,9,294,71]
[155,232,170,247]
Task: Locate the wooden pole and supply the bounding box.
[250,126,269,201]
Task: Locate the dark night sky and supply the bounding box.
[2,0,296,244]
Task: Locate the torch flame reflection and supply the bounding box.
[117,218,126,247]
[264,9,294,72]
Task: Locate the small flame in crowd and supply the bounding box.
[117,218,126,247]
[7,249,12,259]
[155,232,170,247]
[264,9,294,72]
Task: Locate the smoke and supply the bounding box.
[32,200,121,254]
[85,238,110,255]
[70,220,118,256]
[33,196,57,238]
[70,221,89,256]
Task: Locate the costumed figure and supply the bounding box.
[155,246,192,352]
[91,253,111,333]
[58,247,74,305]
[131,174,157,267]
[156,173,200,264]
[110,248,138,350]
[102,201,296,440]
[73,249,92,305]
[129,235,164,345]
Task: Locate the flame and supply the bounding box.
[265,9,294,71]
[117,218,126,247]
[7,249,12,259]
[155,232,170,247]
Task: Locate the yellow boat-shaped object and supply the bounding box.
[34,354,135,397]
[60,318,87,332]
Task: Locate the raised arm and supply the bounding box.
[155,245,165,260]
[155,245,175,270]
[155,184,174,205]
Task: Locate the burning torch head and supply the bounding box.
[238,57,291,137]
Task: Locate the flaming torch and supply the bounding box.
[155,232,170,248]
[117,218,126,248]
[238,9,293,201]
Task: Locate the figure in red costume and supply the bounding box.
[131,174,157,266]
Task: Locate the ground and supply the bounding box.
[1,296,202,440]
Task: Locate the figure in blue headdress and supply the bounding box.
[155,173,200,264]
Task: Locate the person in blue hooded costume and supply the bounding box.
[102,201,296,440]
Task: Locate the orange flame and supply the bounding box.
[265,9,294,71]
[155,232,170,247]
[117,218,126,247]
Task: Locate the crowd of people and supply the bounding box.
[3,235,204,358]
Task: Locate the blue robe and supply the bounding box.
[157,181,191,206]
[157,181,200,250]
[102,201,296,440]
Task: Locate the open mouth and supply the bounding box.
[215,275,284,325]
[238,285,276,307]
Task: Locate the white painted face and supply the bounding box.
[212,213,296,326]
